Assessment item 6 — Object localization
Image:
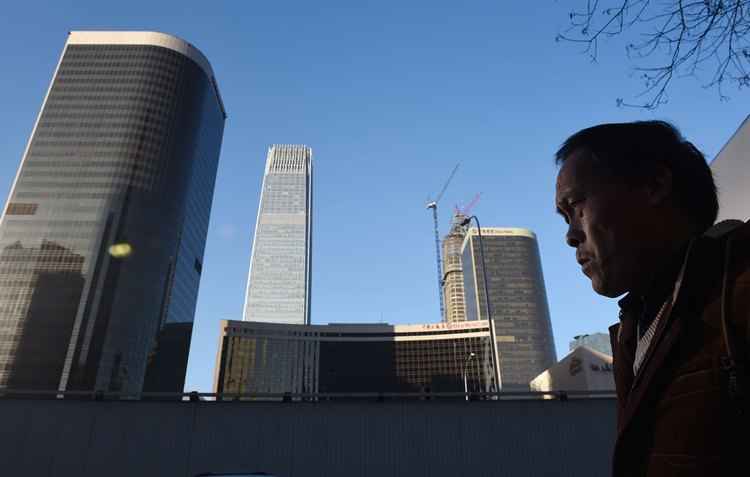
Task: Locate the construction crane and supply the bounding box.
[426,163,460,319]
[454,192,481,218]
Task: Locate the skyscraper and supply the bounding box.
[462,227,556,390]
[243,145,313,325]
[0,31,226,393]
[442,212,468,323]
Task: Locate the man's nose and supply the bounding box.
[566,225,583,248]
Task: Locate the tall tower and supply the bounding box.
[243,145,313,325]
[441,212,468,322]
[0,31,226,393]
[462,227,556,390]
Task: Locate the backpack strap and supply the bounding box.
[719,237,743,404]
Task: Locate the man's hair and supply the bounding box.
[555,120,718,233]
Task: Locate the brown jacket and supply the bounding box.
[609,220,750,476]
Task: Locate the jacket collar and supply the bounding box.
[617,241,690,328]
[611,221,743,439]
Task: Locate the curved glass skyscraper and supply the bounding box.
[0,31,226,393]
[243,145,312,325]
[462,227,556,390]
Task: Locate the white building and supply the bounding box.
[530,346,614,395]
[711,115,750,222]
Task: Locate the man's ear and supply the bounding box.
[646,165,673,206]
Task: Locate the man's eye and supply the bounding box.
[569,198,584,207]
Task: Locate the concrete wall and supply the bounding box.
[0,397,616,477]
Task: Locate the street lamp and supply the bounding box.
[463,352,476,401]
[460,215,501,394]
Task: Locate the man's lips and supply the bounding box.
[577,257,592,275]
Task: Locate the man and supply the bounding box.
[554,121,748,476]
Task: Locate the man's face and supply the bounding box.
[555,150,654,298]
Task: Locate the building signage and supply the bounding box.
[417,321,487,332]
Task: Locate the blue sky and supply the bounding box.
[0,1,746,392]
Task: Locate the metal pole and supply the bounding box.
[463,371,468,401]
[474,220,493,326]
[463,352,475,401]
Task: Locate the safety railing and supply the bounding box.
[0,388,616,402]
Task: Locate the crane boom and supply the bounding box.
[457,192,481,217]
[434,163,460,205]
[426,163,460,321]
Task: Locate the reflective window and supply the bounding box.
[462,233,556,390]
[0,43,225,394]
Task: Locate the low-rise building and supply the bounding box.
[214,320,500,396]
[530,346,614,395]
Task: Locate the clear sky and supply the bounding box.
[0,1,746,392]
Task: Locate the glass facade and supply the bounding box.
[0,32,225,393]
[243,145,312,325]
[462,228,556,391]
[215,321,498,397]
[318,337,492,394]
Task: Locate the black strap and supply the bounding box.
[719,237,745,407]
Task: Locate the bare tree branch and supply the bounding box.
[558,0,750,108]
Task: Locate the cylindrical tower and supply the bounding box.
[0,31,226,393]
[461,227,557,391]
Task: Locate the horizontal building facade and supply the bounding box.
[214,320,500,396]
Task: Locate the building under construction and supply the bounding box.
[441,212,468,323]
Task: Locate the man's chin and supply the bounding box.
[591,278,625,298]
